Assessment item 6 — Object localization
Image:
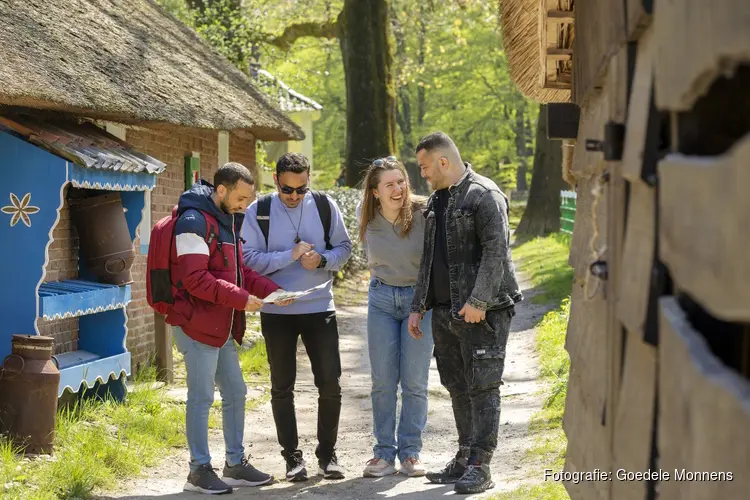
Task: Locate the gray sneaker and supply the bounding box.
[222,457,274,487]
[184,464,233,495]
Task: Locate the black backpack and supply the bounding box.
[255,190,333,251]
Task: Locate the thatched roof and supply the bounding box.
[499,0,571,103]
[0,0,304,142]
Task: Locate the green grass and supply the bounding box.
[239,339,271,379]
[0,369,185,499]
[509,201,526,232]
[490,233,573,500]
[512,232,573,305]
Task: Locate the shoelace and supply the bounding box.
[197,465,222,478]
[461,465,483,481]
[442,458,458,471]
[366,458,383,466]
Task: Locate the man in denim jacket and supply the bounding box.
[408,132,523,494]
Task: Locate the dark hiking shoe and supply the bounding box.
[222,456,273,487]
[425,454,467,484]
[184,464,233,495]
[284,450,308,482]
[454,463,495,494]
[318,452,346,480]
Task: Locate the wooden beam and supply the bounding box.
[659,135,750,322]
[547,9,575,22]
[547,48,573,60]
[154,313,174,383]
[543,80,573,90]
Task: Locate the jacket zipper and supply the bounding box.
[227,214,240,343]
[421,212,436,313]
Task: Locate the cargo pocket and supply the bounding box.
[470,346,505,390]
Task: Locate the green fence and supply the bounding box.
[560,190,576,235]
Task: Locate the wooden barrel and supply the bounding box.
[69,192,135,285]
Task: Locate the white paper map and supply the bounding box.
[263,280,332,303]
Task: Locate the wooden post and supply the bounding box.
[154,312,173,383]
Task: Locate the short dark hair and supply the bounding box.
[276,152,310,176]
[415,131,456,154]
[214,162,254,190]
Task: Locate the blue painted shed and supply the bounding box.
[0,114,166,398]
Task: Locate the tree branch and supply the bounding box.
[267,20,339,51]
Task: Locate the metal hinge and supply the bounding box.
[585,121,626,161]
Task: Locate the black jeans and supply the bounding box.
[260,311,342,462]
[431,306,514,464]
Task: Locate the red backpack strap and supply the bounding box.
[202,212,226,265]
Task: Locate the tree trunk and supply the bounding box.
[338,0,397,187]
[391,5,428,194]
[515,104,567,237]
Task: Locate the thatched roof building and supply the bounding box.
[0,0,304,141]
[499,0,573,103]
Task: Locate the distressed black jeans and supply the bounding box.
[431,305,514,464]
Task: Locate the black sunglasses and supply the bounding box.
[372,155,397,167]
[279,184,309,195]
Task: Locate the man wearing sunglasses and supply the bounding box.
[241,152,352,482]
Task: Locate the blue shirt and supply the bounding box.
[241,192,352,315]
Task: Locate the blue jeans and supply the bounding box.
[173,327,247,472]
[367,279,434,463]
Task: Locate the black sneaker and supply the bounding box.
[454,463,495,494]
[184,464,233,495]
[318,452,345,480]
[222,456,273,487]
[425,454,467,484]
[284,450,308,482]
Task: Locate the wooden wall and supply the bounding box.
[563,0,750,498]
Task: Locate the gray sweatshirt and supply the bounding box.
[357,203,426,287]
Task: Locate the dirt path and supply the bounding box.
[105,274,552,499]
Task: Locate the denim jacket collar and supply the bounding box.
[448,163,474,196]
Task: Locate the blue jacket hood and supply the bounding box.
[177,180,245,230]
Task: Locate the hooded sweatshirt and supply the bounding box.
[165,180,279,347]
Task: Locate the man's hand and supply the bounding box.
[292,241,314,261]
[274,297,296,307]
[300,250,322,270]
[458,302,485,323]
[245,295,263,312]
[408,312,424,339]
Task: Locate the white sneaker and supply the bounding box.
[363,458,397,477]
[399,457,426,477]
[318,453,345,480]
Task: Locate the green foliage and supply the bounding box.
[319,187,367,279]
[157,0,537,191]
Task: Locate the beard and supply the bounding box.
[219,199,234,214]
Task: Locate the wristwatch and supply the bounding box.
[317,255,328,269]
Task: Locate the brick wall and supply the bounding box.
[38,184,80,354]
[124,127,257,371]
[229,132,256,179]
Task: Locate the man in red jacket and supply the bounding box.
[166,162,293,495]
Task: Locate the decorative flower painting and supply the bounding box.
[2,193,40,227]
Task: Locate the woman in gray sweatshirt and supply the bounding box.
[356,156,434,478]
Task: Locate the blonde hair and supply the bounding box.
[358,158,426,243]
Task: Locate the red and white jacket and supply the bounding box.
[165,181,279,347]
